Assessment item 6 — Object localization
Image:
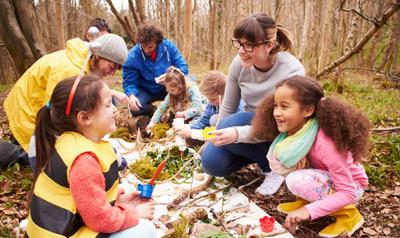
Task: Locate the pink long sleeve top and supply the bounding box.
[305,129,368,220]
[69,152,139,233]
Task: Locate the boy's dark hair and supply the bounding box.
[251,76,372,162]
[165,67,188,113]
[199,71,227,96]
[33,75,105,185]
[136,22,164,44]
[233,13,293,54]
[84,18,112,41]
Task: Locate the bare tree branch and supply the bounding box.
[105,0,136,44]
[316,2,400,78]
[339,0,379,25]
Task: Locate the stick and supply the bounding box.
[167,175,214,210]
[238,177,263,191]
[372,126,400,132]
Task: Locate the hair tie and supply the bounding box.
[320,97,326,102]
[45,102,52,109]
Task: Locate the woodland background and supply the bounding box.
[0,0,399,237]
[0,0,399,83]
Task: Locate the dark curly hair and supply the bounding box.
[136,22,164,44]
[251,76,372,162]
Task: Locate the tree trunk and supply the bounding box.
[135,0,146,22]
[174,0,182,49]
[12,0,46,58]
[298,0,312,62]
[317,0,334,71]
[0,37,19,83]
[54,0,65,49]
[106,0,136,44]
[81,0,91,17]
[0,0,36,75]
[182,0,193,63]
[209,0,216,69]
[45,0,58,52]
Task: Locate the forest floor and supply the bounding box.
[0,72,399,238]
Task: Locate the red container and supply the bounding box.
[259,215,275,233]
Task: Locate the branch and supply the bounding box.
[339,0,379,25]
[128,0,141,27]
[316,3,400,78]
[372,126,400,132]
[105,0,136,44]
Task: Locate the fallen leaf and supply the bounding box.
[383,227,391,235]
[363,227,377,235]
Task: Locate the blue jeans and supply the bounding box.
[201,112,271,177]
[131,89,167,116]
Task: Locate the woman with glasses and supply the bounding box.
[201,13,305,196]
[122,23,189,117]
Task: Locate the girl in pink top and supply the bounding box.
[251,76,371,237]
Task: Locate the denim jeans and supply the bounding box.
[0,140,29,169]
[130,89,167,116]
[201,111,271,177]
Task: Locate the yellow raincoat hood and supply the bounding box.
[4,38,90,151]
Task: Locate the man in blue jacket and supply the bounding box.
[122,23,189,116]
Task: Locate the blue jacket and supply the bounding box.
[122,39,189,96]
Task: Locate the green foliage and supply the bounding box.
[130,146,200,180]
[151,123,171,139]
[0,84,13,93]
[162,214,190,238]
[109,127,133,142]
[322,79,400,126]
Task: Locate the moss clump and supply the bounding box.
[129,157,170,180]
[151,123,171,139]
[109,127,133,142]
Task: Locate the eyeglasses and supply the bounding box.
[231,39,270,52]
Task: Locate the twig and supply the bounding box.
[337,67,400,82]
[261,229,289,237]
[372,126,400,132]
[173,186,231,211]
[238,177,263,191]
[167,176,214,210]
[339,0,379,25]
[210,208,229,232]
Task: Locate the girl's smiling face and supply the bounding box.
[166,80,183,96]
[273,85,314,135]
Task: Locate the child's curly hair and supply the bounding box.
[251,76,372,162]
[165,67,189,113]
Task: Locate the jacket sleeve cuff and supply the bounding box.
[235,125,252,143]
[191,129,204,141]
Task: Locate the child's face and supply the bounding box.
[273,85,312,135]
[88,84,118,138]
[166,82,182,96]
[96,57,120,77]
[205,94,221,107]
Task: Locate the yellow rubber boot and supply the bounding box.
[319,204,364,237]
[277,198,308,214]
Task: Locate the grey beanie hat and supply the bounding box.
[89,33,128,65]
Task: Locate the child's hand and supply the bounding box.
[208,127,238,146]
[146,122,155,132]
[118,191,148,207]
[175,125,192,138]
[136,201,156,220]
[284,207,310,234]
[175,111,186,119]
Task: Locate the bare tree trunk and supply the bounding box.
[81,0,91,17]
[182,0,193,63]
[317,0,334,71]
[209,0,216,69]
[175,0,182,49]
[165,0,170,38]
[379,11,399,72]
[12,0,46,58]
[298,0,312,62]
[0,37,19,83]
[0,0,37,75]
[54,0,65,49]
[135,0,146,22]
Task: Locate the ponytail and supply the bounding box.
[317,97,372,162]
[251,94,279,141]
[270,25,293,54]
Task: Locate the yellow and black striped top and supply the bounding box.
[26,132,119,238]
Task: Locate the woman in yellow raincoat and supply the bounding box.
[4,33,129,151]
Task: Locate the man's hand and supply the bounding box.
[208,127,238,146]
[128,94,142,111]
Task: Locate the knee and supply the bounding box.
[217,112,254,129]
[285,171,305,195]
[201,145,230,177]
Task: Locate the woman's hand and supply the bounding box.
[111,90,129,105]
[208,127,238,146]
[136,201,156,220]
[284,207,310,234]
[174,125,192,138]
